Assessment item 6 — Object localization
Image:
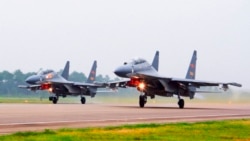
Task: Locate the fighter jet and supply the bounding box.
[19,60,107,104]
[111,50,242,108]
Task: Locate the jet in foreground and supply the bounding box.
[19,61,107,104]
[112,50,242,108]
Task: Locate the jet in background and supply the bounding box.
[19,61,107,104]
[111,50,242,108]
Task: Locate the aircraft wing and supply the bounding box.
[107,79,130,88]
[170,78,242,87]
[44,80,103,87]
[96,89,118,93]
[73,82,107,88]
[18,84,41,91]
[136,72,242,88]
[113,71,242,89]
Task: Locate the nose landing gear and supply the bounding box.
[49,96,58,104]
[81,97,86,104]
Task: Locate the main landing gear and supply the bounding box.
[49,96,58,104]
[177,95,185,109]
[138,93,185,109]
[139,95,147,108]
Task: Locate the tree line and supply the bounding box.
[0,69,122,96]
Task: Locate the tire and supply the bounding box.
[81,97,86,104]
[49,96,53,101]
[52,97,58,104]
[178,99,184,109]
[139,95,146,108]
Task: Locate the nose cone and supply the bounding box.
[25,75,40,84]
[114,66,131,78]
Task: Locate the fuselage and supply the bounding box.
[114,58,193,98]
[25,70,55,85]
[114,58,155,78]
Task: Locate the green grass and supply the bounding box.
[0,119,250,141]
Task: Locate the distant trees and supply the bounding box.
[0,70,120,96]
[69,71,87,82]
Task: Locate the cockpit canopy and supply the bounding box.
[124,58,147,65]
[37,69,54,75]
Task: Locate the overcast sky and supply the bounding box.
[0,0,249,91]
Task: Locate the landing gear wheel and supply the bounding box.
[52,97,58,104]
[178,99,184,109]
[139,95,147,108]
[49,96,53,101]
[81,97,86,104]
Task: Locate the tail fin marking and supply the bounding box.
[86,60,97,83]
[185,50,197,80]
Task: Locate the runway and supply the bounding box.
[0,103,250,134]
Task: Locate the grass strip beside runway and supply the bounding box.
[0,119,250,141]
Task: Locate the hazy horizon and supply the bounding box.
[0,0,249,91]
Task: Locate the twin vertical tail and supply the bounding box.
[185,50,197,80]
[186,50,197,99]
[86,60,97,83]
[87,60,97,97]
[152,51,159,71]
[61,61,70,80]
[61,60,97,83]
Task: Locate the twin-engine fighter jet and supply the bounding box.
[111,50,242,108]
[19,61,107,104]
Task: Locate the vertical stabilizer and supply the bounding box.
[151,51,159,71]
[185,50,197,79]
[86,60,97,83]
[61,61,70,80]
